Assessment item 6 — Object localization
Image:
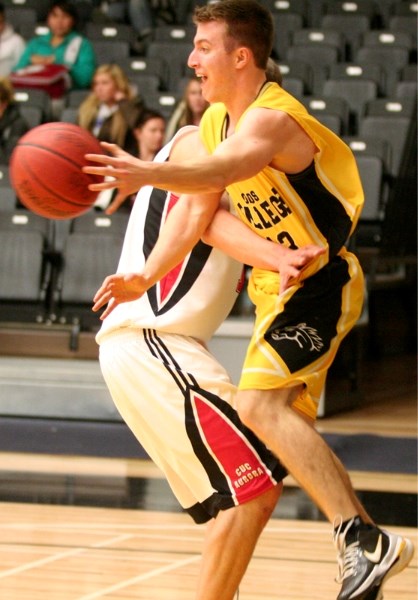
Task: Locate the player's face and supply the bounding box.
[48,7,75,37]
[93,73,118,104]
[188,21,238,104]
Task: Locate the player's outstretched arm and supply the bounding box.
[203,208,326,293]
[83,107,315,209]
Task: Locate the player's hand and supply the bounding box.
[84,142,147,214]
[277,245,326,294]
[92,272,149,320]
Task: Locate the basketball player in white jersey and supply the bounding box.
[95,125,298,600]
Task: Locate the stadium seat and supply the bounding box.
[355,154,386,221]
[277,60,314,95]
[272,13,304,60]
[388,15,417,58]
[322,78,378,133]
[147,41,193,92]
[59,107,78,124]
[52,225,125,332]
[328,62,386,96]
[65,89,89,109]
[320,14,371,60]
[18,105,43,129]
[0,164,10,187]
[0,210,53,322]
[344,135,393,176]
[129,73,161,98]
[361,29,415,53]
[359,114,413,178]
[355,44,411,72]
[70,210,129,236]
[140,90,180,119]
[390,2,418,17]
[291,28,346,61]
[13,89,52,123]
[3,0,50,21]
[261,0,310,26]
[320,0,381,26]
[286,44,340,70]
[302,96,351,135]
[355,45,411,95]
[282,76,305,98]
[0,187,18,211]
[395,79,417,99]
[85,22,137,53]
[91,39,131,64]
[153,24,195,43]
[364,96,416,118]
[118,56,170,92]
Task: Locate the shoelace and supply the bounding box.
[337,540,361,583]
[333,515,358,583]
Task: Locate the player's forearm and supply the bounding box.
[203,208,285,270]
[144,155,231,194]
[141,194,218,288]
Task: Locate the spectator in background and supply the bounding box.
[164,75,209,142]
[133,108,165,160]
[0,4,25,77]
[77,63,145,156]
[0,77,29,164]
[78,63,146,211]
[12,1,96,91]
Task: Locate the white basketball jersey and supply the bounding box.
[96,131,244,343]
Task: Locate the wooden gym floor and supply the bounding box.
[0,353,416,599]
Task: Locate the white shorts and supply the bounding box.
[99,328,286,523]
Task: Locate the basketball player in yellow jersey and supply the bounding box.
[84,2,414,598]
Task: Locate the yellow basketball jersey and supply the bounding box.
[200,82,364,278]
[200,83,366,411]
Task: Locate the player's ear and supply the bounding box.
[235,46,251,70]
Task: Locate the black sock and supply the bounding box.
[337,516,377,545]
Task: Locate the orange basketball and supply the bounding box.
[10,122,105,219]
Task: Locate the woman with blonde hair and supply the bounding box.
[77,63,145,156]
[164,75,209,142]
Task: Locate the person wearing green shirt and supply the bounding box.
[13,0,96,90]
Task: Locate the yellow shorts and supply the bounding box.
[239,250,365,420]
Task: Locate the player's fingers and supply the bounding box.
[99,141,125,156]
[88,179,118,192]
[99,298,118,320]
[93,277,115,302]
[92,291,112,312]
[84,153,116,166]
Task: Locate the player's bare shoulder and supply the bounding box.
[169,127,207,162]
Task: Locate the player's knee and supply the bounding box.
[235,390,261,430]
[236,389,284,432]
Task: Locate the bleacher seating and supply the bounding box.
[50,211,128,333]
[0,210,53,322]
[320,14,371,61]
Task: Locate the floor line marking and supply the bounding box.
[78,555,201,600]
[0,534,133,579]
